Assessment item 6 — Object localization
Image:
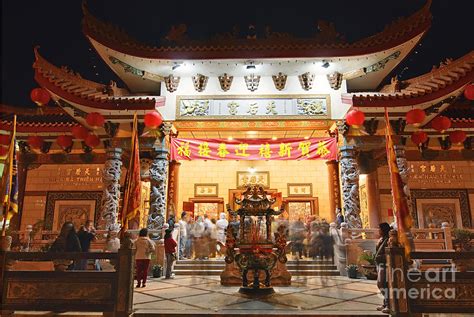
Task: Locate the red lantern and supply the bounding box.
[411,131,428,145]
[0,146,8,157]
[346,109,365,126]
[406,109,426,126]
[27,136,44,149]
[30,88,50,106]
[449,130,467,144]
[85,134,101,148]
[431,116,451,132]
[71,126,90,140]
[0,134,10,145]
[86,112,105,129]
[56,135,73,148]
[144,112,163,129]
[464,84,474,101]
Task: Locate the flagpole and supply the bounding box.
[2,115,16,236]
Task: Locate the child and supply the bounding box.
[164,228,177,279]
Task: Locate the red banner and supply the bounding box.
[170,137,337,161]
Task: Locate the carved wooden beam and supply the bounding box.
[18,141,30,154]
[40,141,52,154]
[463,136,472,150]
[218,73,233,91]
[389,118,406,135]
[298,72,314,91]
[164,75,180,92]
[244,74,260,92]
[363,118,379,136]
[104,121,120,138]
[327,71,343,90]
[438,137,452,150]
[192,73,208,92]
[272,72,287,91]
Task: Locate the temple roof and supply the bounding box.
[33,47,165,112]
[342,51,474,108]
[82,1,431,60]
[0,104,80,133]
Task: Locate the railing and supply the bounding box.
[0,236,135,316]
[329,222,466,275]
[386,236,474,316]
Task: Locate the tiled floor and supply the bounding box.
[134,275,387,315]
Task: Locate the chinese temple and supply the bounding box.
[1,0,473,233]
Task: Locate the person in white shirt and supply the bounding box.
[203,214,212,230]
[216,212,228,244]
[208,218,218,258]
[134,228,156,288]
[193,216,206,259]
[178,211,189,260]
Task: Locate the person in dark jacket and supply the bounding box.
[164,229,177,279]
[167,214,176,231]
[375,222,391,313]
[49,222,81,270]
[77,220,97,270]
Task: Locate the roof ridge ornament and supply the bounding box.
[298,72,314,91]
[272,73,287,91]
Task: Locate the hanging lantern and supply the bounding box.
[85,134,101,148]
[144,112,163,129]
[86,112,105,129]
[27,136,44,149]
[71,126,90,140]
[411,131,428,145]
[431,116,452,132]
[0,134,10,145]
[30,88,50,106]
[56,135,73,148]
[0,146,8,157]
[406,109,426,126]
[449,130,467,144]
[346,109,365,127]
[464,84,474,101]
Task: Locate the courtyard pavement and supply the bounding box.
[133,275,387,316]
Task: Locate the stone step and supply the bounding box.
[173,268,339,276]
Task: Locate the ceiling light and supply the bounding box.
[271,136,277,141]
[304,136,310,140]
[321,61,330,68]
[245,61,256,70]
[248,167,256,174]
[227,137,233,141]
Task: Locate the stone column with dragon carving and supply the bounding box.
[339,145,362,228]
[101,147,122,231]
[147,123,172,231]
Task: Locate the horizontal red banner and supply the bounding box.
[170,137,337,161]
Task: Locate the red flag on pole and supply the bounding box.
[384,108,414,256]
[120,113,142,231]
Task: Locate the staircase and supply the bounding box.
[174,258,340,276]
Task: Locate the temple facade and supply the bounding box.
[1,0,473,233]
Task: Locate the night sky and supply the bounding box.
[1,0,472,108]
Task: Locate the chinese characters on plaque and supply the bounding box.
[409,162,464,185]
[48,165,103,187]
[194,184,219,197]
[237,172,270,189]
[177,96,329,119]
[287,183,313,197]
[171,138,337,161]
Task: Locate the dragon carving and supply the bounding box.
[101,150,122,231]
[147,157,168,231]
[340,154,362,228]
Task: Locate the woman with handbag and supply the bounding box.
[134,228,155,288]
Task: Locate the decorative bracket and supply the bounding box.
[18,141,30,154]
[104,121,120,138]
[192,73,209,92]
[164,75,180,93]
[464,136,472,150]
[298,72,314,91]
[438,137,452,150]
[363,118,379,136]
[218,73,233,91]
[272,73,287,91]
[63,145,73,154]
[327,71,343,90]
[81,141,92,153]
[244,74,261,92]
[336,121,350,137]
[389,118,406,135]
[40,141,52,154]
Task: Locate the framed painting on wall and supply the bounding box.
[194,183,219,197]
[287,183,313,197]
[236,171,270,188]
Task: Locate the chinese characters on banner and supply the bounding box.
[171,138,337,161]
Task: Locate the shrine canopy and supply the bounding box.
[170,137,336,161]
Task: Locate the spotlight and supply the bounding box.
[271,136,277,141]
[248,167,256,174]
[245,61,256,70]
[172,63,182,71]
[227,137,233,141]
[321,61,330,68]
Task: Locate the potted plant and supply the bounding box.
[346,264,359,279]
[359,250,377,280]
[152,264,162,278]
[452,228,474,272]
